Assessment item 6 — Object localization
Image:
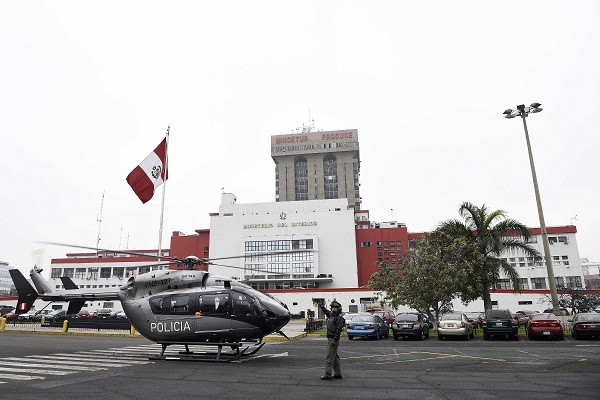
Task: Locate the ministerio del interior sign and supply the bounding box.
[243,221,318,229]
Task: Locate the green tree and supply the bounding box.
[438,202,540,311]
[543,289,600,314]
[368,231,486,322]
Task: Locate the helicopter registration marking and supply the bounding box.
[150,321,191,333]
[144,278,172,288]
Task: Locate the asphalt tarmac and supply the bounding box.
[0,332,598,399]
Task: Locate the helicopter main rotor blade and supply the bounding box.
[207,262,285,277]
[37,241,179,261]
[205,249,315,262]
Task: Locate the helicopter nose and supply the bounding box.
[265,304,291,332]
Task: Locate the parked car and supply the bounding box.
[393,312,430,340]
[116,311,127,319]
[516,310,540,319]
[370,310,396,327]
[75,309,96,318]
[96,309,112,318]
[44,309,67,322]
[17,309,39,321]
[543,308,570,316]
[513,312,530,328]
[571,313,600,339]
[482,309,518,340]
[464,312,484,329]
[438,313,474,340]
[346,314,389,340]
[3,309,19,321]
[0,305,15,316]
[32,309,52,321]
[527,313,564,340]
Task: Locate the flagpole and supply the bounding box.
[157,125,170,265]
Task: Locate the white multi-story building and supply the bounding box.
[497,226,585,290]
[208,193,358,290]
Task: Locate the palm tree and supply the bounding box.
[438,202,540,311]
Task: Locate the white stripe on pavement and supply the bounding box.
[50,354,153,364]
[0,360,106,371]
[21,356,134,368]
[0,366,75,376]
[0,373,44,381]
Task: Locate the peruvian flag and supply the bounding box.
[126,138,168,203]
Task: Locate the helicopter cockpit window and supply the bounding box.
[232,292,258,317]
[150,297,164,313]
[198,293,229,316]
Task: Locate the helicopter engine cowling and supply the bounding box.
[124,269,209,299]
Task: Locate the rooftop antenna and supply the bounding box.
[96,190,105,255]
[570,215,577,225]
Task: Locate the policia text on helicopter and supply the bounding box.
[316,300,345,380]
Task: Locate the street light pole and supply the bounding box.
[503,103,560,314]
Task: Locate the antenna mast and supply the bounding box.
[96,190,105,255]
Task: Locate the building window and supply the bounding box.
[74,268,86,279]
[518,278,529,289]
[495,279,512,289]
[63,268,74,278]
[51,268,62,279]
[87,267,98,280]
[100,268,111,279]
[565,276,582,289]
[294,156,308,201]
[113,267,124,279]
[323,154,338,199]
[531,278,547,289]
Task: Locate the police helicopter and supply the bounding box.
[9,243,297,362]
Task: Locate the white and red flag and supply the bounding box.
[126,138,168,203]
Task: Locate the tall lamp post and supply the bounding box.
[503,103,559,314]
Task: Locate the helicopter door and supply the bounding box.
[231,292,260,333]
[196,293,231,336]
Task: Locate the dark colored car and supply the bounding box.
[482,309,518,340]
[3,309,18,321]
[571,313,600,339]
[96,309,112,318]
[370,310,396,327]
[527,313,564,340]
[44,309,67,322]
[393,313,430,340]
[513,312,529,328]
[346,314,389,340]
[465,312,484,329]
[0,305,14,316]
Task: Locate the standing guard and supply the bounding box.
[318,300,345,380]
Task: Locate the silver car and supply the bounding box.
[437,313,474,340]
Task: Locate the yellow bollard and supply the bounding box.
[0,317,6,332]
[130,325,136,336]
[62,319,68,333]
[41,316,45,325]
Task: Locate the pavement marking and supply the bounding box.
[341,351,505,363]
[0,373,45,381]
[25,355,145,367]
[516,350,552,360]
[0,366,76,376]
[0,360,106,371]
[376,354,459,365]
[51,353,153,364]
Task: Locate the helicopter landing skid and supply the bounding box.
[149,340,265,362]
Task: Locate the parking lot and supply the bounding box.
[0,332,598,399]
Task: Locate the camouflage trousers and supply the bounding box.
[324,338,342,377]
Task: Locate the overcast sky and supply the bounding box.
[1,1,599,276]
